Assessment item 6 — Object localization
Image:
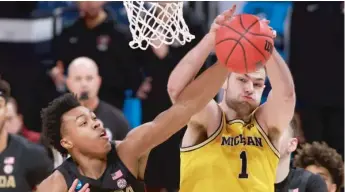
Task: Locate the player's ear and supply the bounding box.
[60,138,73,150]
[288,138,298,153]
[96,75,102,88]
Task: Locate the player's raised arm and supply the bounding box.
[118,61,229,159]
[257,46,296,134]
[167,5,236,102]
[166,6,236,134]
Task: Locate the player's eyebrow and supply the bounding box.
[244,74,265,81]
[64,114,86,121]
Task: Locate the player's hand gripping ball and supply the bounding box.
[215,14,275,74]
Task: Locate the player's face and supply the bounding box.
[0,97,6,132]
[78,1,105,19]
[61,106,111,157]
[67,66,101,102]
[4,102,22,134]
[305,165,337,192]
[225,68,266,116]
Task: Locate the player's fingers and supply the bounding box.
[224,4,237,19]
[261,18,270,24]
[214,15,225,24]
[68,179,79,192]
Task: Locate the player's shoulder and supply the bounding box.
[304,170,328,190]
[291,168,327,191]
[11,134,48,156]
[37,170,67,192]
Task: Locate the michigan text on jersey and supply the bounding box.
[221,134,263,147]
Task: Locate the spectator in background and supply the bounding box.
[275,120,327,192]
[288,2,344,157]
[4,97,41,143]
[0,79,53,191]
[66,57,130,141]
[51,1,143,109]
[294,142,344,192]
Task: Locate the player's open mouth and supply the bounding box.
[100,130,109,140]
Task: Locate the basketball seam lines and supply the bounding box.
[238,16,274,39]
[216,38,240,65]
[236,40,248,73]
[239,15,272,60]
[217,18,259,73]
[223,18,259,73]
[223,23,267,61]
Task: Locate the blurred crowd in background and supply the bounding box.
[0,1,343,192]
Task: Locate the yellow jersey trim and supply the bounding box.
[180,112,225,152]
[252,114,280,158]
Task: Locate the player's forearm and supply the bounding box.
[141,62,228,154]
[266,48,295,98]
[167,33,215,101]
[175,62,228,114]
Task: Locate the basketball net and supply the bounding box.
[123,1,195,50]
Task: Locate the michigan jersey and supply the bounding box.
[180,109,280,192]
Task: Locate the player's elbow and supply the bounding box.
[284,88,296,103]
[277,83,295,102]
[167,84,180,101]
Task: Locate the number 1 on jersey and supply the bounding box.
[238,151,249,179]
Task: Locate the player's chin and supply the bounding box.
[95,138,111,151]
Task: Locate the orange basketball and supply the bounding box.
[215,14,274,74]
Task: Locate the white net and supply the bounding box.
[123,1,195,50]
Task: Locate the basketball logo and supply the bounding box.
[117,178,127,189]
[264,40,273,54]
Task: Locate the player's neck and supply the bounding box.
[275,155,291,183]
[75,154,107,180]
[81,97,99,111]
[84,10,107,29]
[220,103,250,121]
[0,128,8,153]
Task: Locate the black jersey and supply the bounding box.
[0,134,53,192]
[275,168,327,192]
[57,142,145,192]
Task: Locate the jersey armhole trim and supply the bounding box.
[180,111,225,152]
[253,114,280,158]
[112,142,140,181]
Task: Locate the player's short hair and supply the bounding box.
[41,93,81,156]
[294,141,344,191]
[0,78,11,101]
[289,117,298,138]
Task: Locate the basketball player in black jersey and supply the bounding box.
[35,11,233,191]
[0,79,53,192]
[275,119,327,192]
